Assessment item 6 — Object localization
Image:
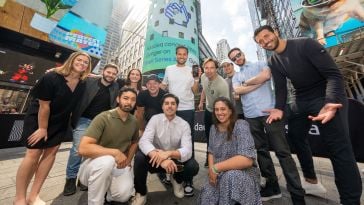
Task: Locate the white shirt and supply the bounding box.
[138,113,192,162]
[162,64,195,110]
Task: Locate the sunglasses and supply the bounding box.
[231,52,242,62]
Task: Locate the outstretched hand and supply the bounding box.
[263,108,283,124]
[308,103,342,124]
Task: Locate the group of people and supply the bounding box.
[13,25,362,205]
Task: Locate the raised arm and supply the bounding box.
[244,67,271,86]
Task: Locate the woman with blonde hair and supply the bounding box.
[14,51,91,205]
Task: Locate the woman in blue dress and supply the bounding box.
[14,51,91,205]
[199,97,262,205]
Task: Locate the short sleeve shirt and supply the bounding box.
[162,64,195,110]
[136,89,166,122]
[85,108,139,153]
[201,74,230,112]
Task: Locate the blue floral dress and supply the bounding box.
[199,120,262,205]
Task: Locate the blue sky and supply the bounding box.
[200,0,258,62]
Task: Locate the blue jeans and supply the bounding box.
[66,117,92,179]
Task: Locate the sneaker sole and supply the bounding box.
[261,193,282,202]
[184,192,194,197]
[63,191,76,196]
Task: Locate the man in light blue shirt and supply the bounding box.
[229,48,305,204]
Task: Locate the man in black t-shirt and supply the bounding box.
[253,25,362,205]
[135,74,166,134]
[63,64,120,196]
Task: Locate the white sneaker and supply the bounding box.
[301,177,327,195]
[170,175,184,198]
[129,193,146,205]
[29,196,46,205]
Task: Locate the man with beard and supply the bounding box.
[63,64,120,196]
[78,87,139,204]
[131,93,199,205]
[229,48,305,204]
[253,25,362,205]
[161,45,200,196]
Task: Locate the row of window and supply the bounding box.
[149,32,195,44]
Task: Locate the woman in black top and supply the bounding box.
[14,51,91,205]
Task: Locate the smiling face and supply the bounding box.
[162,96,178,118]
[204,61,218,80]
[146,79,160,96]
[229,50,245,66]
[214,101,232,124]
[254,29,280,51]
[102,67,118,84]
[176,47,188,66]
[222,62,234,76]
[128,69,141,83]
[72,54,89,73]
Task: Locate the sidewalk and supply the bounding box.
[0,142,363,205]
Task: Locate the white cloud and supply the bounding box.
[202,0,258,61]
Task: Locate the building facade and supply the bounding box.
[111,0,216,79]
[216,39,230,63]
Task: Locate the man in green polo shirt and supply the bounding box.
[78,87,140,205]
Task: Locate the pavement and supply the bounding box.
[1,142,364,205]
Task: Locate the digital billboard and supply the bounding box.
[49,0,113,58]
[292,0,364,47]
[142,0,200,77]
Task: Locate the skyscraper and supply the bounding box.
[216,39,230,62]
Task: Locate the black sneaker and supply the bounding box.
[78,179,88,191]
[63,178,77,196]
[184,181,194,197]
[291,193,306,205]
[260,183,282,202]
[158,172,171,185]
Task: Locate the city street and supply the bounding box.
[1,142,363,205]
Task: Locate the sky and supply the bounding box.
[200,0,258,62]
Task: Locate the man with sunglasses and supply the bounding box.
[228,48,306,204]
[253,25,362,205]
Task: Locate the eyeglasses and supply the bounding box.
[231,52,242,62]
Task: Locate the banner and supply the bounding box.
[292,0,364,47]
[142,0,200,77]
[49,0,113,58]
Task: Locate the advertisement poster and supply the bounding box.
[291,0,364,47]
[49,0,113,58]
[142,0,200,77]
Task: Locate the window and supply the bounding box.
[169,18,174,24]
[162,31,168,37]
[191,37,195,44]
[154,20,159,27]
[194,28,197,34]
[190,6,194,12]
[178,32,184,39]
[160,8,164,13]
[150,34,154,40]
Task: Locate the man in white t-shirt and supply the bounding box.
[161,45,200,197]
